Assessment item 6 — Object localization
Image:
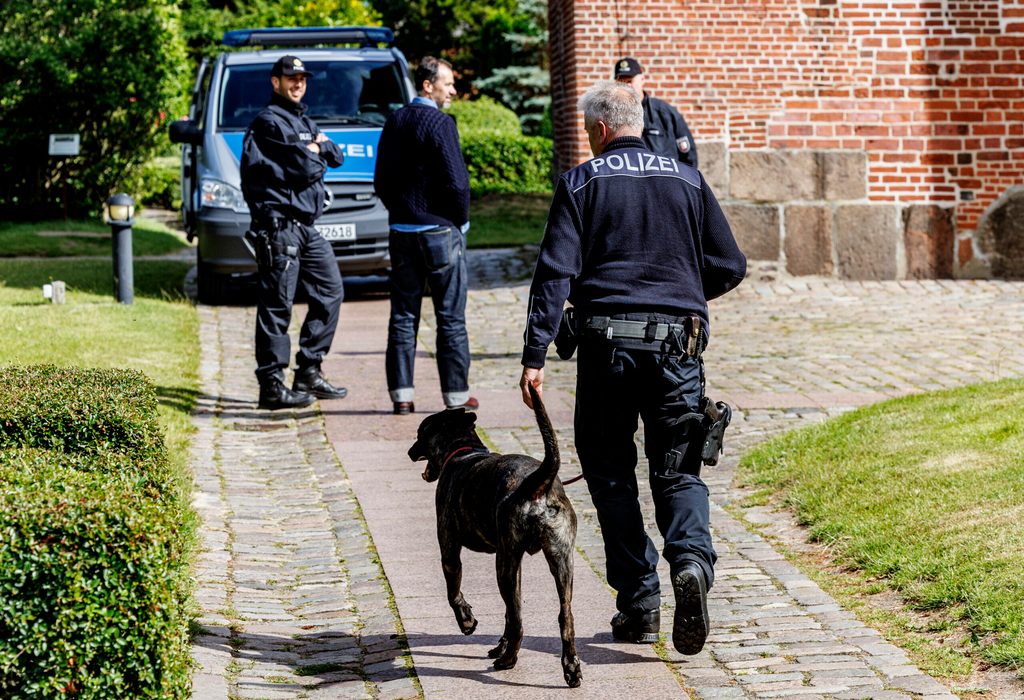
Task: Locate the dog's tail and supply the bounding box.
[520,383,561,501]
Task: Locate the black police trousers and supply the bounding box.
[254,221,343,384]
[574,313,716,616]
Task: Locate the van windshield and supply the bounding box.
[218,59,407,130]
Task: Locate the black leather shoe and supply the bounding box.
[610,608,660,644]
[393,401,415,415]
[672,562,709,655]
[259,378,315,410]
[293,366,348,400]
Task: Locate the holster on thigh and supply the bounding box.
[700,398,732,466]
[663,397,733,474]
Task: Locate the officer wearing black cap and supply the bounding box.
[241,55,349,410]
[519,81,745,656]
[614,57,698,168]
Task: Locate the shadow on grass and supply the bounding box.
[155,384,201,414]
[0,259,192,302]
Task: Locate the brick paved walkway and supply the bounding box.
[189,251,1024,699]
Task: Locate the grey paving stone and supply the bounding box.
[693,688,747,699]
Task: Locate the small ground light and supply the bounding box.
[105,193,135,304]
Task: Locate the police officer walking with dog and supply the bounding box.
[519,80,745,655]
[241,55,349,410]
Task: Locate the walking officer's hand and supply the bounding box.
[520,367,543,408]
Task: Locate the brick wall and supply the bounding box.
[548,0,1024,278]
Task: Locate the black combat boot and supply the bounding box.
[259,376,315,410]
[293,364,348,400]
[610,607,660,644]
[671,561,709,655]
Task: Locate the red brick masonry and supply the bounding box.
[549,0,1024,278]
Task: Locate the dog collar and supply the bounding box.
[441,446,486,471]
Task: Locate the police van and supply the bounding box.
[168,26,413,303]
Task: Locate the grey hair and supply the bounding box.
[577,80,643,132]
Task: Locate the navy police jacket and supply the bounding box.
[644,93,698,168]
[522,136,746,369]
[241,92,344,226]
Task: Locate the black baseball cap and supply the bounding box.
[613,57,644,79]
[272,55,313,78]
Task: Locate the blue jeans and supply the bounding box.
[574,313,716,615]
[385,227,470,406]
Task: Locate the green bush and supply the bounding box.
[128,158,181,211]
[0,365,164,465]
[449,96,522,139]
[462,134,554,196]
[0,367,193,698]
[445,97,553,195]
[0,0,189,218]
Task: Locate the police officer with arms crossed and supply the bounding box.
[614,57,698,168]
[519,81,745,654]
[241,55,349,410]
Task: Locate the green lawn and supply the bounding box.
[0,258,199,485]
[0,195,549,258]
[737,380,1024,677]
[469,193,551,247]
[0,216,191,258]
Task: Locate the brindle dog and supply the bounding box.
[408,384,582,687]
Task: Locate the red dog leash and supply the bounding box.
[441,445,479,471]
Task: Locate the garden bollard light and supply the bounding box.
[105,193,135,304]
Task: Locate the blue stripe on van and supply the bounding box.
[221,128,381,182]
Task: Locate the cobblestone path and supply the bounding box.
[188,251,1024,699]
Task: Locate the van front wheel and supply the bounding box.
[196,251,234,305]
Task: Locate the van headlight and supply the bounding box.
[200,178,247,212]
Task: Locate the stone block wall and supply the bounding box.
[976,186,1024,278]
[548,0,1024,279]
[709,146,955,279]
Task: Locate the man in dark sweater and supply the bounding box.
[374,56,476,415]
[520,81,745,656]
[614,57,698,168]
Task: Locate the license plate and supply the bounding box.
[316,223,356,241]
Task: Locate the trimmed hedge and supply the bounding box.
[462,134,554,196]
[0,366,193,698]
[448,97,554,196]
[449,95,522,138]
[0,365,164,463]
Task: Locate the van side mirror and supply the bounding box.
[169,119,202,146]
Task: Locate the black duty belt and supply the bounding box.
[589,318,680,341]
[583,315,704,356]
[253,217,289,231]
[254,215,315,230]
